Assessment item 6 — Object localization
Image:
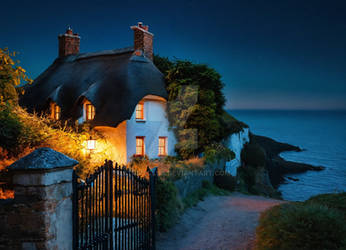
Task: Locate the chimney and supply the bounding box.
[58,27,80,57]
[130,22,154,60]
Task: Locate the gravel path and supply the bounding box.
[157,192,286,250]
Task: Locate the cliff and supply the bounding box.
[225,128,250,176]
[251,134,325,187]
[226,131,325,198]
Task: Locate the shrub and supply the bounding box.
[236,165,257,194]
[204,143,235,163]
[0,104,42,156]
[156,178,182,232]
[214,170,236,191]
[241,142,266,167]
[256,203,346,250]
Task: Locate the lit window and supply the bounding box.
[136,137,145,156]
[158,137,167,156]
[135,102,144,120]
[50,102,61,120]
[86,104,95,121]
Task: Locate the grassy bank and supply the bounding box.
[256,192,346,250]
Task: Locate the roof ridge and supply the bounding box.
[76,46,134,60]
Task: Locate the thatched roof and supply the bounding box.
[20,47,167,127]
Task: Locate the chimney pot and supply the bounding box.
[66,28,73,35]
[58,27,80,57]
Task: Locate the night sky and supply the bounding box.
[2,0,346,110]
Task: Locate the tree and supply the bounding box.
[154,55,235,159]
[0,48,32,104]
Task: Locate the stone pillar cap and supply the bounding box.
[8,147,78,171]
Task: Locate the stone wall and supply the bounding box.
[174,159,225,198]
[0,148,77,250]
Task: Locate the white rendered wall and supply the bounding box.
[225,128,250,176]
[126,98,177,162]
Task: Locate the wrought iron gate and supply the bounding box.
[72,160,157,250]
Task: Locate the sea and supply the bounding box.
[228,110,346,201]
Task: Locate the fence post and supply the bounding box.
[109,160,114,249]
[4,147,78,250]
[148,167,158,250]
[72,170,79,250]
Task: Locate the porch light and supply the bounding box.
[87,136,96,150]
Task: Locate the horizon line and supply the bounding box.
[226,108,346,111]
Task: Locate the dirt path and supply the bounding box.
[157,192,286,250]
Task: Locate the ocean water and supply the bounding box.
[228,110,346,201]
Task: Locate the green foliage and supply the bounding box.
[154,55,238,159]
[221,111,248,134]
[204,143,235,163]
[256,202,346,250]
[153,55,174,78]
[156,178,182,232]
[236,165,257,194]
[0,48,32,104]
[306,192,346,216]
[0,103,42,157]
[241,142,266,167]
[214,170,236,192]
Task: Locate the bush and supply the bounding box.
[156,178,182,232]
[241,142,266,167]
[204,143,235,163]
[256,203,346,250]
[0,104,42,156]
[214,170,236,191]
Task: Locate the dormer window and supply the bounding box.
[135,102,144,120]
[82,99,96,122]
[86,104,95,120]
[50,102,61,120]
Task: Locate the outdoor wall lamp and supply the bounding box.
[87,136,96,151]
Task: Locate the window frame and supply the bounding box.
[135,136,145,156]
[50,102,61,120]
[135,102,144,120]
[158,136,167,156]
[85,103,96,121]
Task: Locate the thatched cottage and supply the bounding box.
[20,22,176,164]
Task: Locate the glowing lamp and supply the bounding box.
[87,136,96,150]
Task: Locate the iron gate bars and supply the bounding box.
[72,160,157,250]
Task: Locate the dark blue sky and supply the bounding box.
[2,0,346,110]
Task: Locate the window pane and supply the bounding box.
[55,105,60,120]
[51,103,60,120]
[136,137,144,156]
[135,103,144,119]
[86,104,95,120]
[158,137,167,156]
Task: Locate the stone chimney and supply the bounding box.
[130,22,154,60]
[58,27,80,57]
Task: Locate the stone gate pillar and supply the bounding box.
[0,147,78,250]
